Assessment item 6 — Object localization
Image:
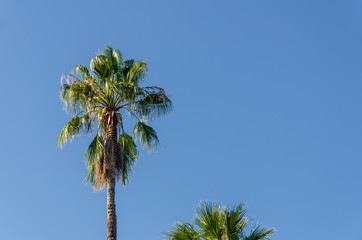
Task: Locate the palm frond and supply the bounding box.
[164,223,200,240]
[135,89,172,120]
[60,78,96,115]
[195,201,225,240]
[223,204,248,240]
[101,45,123,73]
[72,65,92,80]
[117,133,138,186]
[133,122,159,151]
[243,226,275,240]
[85,133,104,167]
[85,133,104,184]
[124,61,148,85]
[58,114,92,148]
[89,54,112,81]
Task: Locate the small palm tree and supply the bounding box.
[165,202,275,240]
[58,46,172,240]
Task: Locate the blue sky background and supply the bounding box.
[1,0,362,239]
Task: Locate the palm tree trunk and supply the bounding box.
[107,124,118,240]
[107,176,117,240]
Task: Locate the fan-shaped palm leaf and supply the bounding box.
[243,226,275,240]
[133,121,159,151]
[58,114,92,148]
[85,133,104,184]
[117,133,137,185]
[135,87,172,119]
[223,204,248,240]
[165,223,200,240]
[195,202,225,240]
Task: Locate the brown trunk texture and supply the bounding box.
[107,125,118,240]
[107,177,117,240]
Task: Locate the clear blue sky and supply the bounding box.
[0,0,361,239]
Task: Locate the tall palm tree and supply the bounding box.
[165,202,275,240]
[58,46,172,240]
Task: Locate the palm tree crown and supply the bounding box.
[165,202,275,240]
[58,46,171,189]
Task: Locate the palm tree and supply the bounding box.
[58,46,172,240]
[165,202,275,240]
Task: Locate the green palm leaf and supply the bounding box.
[85,133,104,184]
[223,204,248,240]
[60,77,99,115]
[243,226,275,240]
[58,114,92,148]
[165,223,200,240]
[195,202,225,240]
[124,61,148,85]
[136,90,172,119]
[72,65,92,80]
[101,45,123,73]
[89,54,112,81]
[133,122,159,151]
[117,133,138,185]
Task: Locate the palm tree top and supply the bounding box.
[58,45,172,189]
[165,201,275,240]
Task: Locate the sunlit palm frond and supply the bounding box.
[117,133,138,186]
[85,133,104,185]
[72,66,104,96]
[101,45,123,73]
[124,61,148,85]
[223,204,248,240]
[60,78,97,115]
[195,202,225,240]
[243,226,275,240]
[87,160,96,185]
[133,122,159,151]
[165,223,200,240]
[58,114,92,148]
[72,65,92,80]
[85,133,104,168]
[116,83,138,103]
[89,54,112,82]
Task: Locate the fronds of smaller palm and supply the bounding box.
[165,223,200,240]
[165,201,275,240]
[243,226,275,240]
